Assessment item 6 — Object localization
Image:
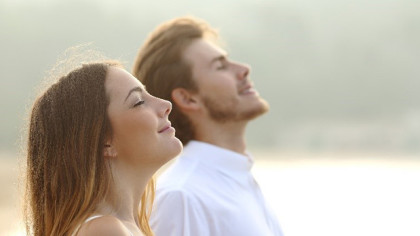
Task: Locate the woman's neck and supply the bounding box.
[97,160,155,225]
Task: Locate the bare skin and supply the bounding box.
[172,39,269,155]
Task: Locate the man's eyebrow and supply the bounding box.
[124,86,143,102]
[209,54,228,65]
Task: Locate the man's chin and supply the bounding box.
[244,100,270,121]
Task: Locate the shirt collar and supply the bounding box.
[181,140,254,173]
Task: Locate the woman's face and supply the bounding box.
[105,67,182,166]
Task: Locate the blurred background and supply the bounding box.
[1,0,419,235]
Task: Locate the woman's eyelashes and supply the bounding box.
[133,100,145,107]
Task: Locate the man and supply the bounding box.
[133,16,283,236]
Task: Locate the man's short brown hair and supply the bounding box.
[132,16,218,145]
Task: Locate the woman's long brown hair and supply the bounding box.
[24,62,155,236]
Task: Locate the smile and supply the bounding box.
[239,85,257,95]
[158,123,174,133]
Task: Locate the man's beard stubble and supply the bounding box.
[202,95,269,123]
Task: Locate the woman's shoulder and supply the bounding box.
[76,215,132,236]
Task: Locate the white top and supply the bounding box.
[150,141,283,236]
[85,215,104,223]
[72,215,134,236]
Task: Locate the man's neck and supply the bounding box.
[194,120,247,155]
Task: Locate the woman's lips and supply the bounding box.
[158,123,173,133]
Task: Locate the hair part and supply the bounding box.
[132,16,219,145]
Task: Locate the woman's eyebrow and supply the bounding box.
[124,86,143,103]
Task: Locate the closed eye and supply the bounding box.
[216,61,228,70]
[133,100,145,107]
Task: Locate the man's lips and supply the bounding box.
[239,84,257,95]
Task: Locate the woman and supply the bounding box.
[24,60,182,236]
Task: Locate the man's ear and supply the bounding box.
[171,88,201,111]
[103,143,118,158]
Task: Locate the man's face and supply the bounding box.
[182,38,269,123]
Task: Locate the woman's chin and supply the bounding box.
[169,138,183,159]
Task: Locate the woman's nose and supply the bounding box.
[161,99,172,117]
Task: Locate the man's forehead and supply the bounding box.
[184,39,226,62]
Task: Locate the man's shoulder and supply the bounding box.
[155,155,213,204]
[157,154,201,189]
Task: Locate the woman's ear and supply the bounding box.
[103,143,117,158]
[171,88,200,111]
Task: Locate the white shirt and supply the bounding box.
[150,141,283,236]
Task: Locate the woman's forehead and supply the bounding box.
[106,67,143,98]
